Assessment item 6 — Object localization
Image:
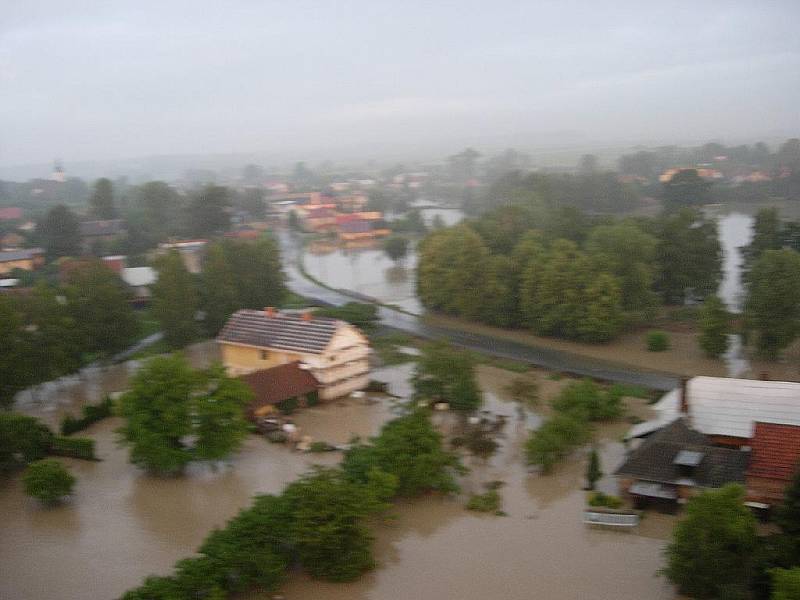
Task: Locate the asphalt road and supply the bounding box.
[280,231,679,392]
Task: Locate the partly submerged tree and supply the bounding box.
[586,447,602,491]
[117,355,251,475]
[413,341,482,412]
[383,235,409,263]
[23,459,75,504]
[664,484,758,599]
[698,295,730,358]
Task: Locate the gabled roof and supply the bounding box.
[643,377,800,439]
[122,266,157,287]
[240,361,319,409]
[616,418,749,488]
[217,309,341,354]
[748,422,800,481]
[80,219,126,236]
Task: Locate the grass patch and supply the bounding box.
[466,489,502,513]
[281,291,314,309]
[475,355,531,373]
[370,332,420,366]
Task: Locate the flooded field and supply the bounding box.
[1,362,675,600]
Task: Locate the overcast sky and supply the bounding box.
[2,1,799,167]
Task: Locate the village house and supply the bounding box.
[156,240,207,273]
[0,247,44,275]
[121,266,157,305]
[239,361,320,418]
[217,308,370,401]
[621,376,800,510]
[616,418,749,509]
[79,219,127,253]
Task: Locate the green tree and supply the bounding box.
[551,379,624,421]
[653,209,722,304]
[699,295,730,358]
[525,413,591,472]
[383,235,409,262]
[0,296,33,409]
[135,181,183,242]
[23,459,75,504]
[152,250,200,348]
[201,243,239,336]
[413,341,483,412]
[65,260,137,356]
[663,168,712,209]
[219,237,285,311]
[745,249,800,358]
[771,567,800,600]
[0,413,54,470]
[343,411,461,496]
[744,208,783,270]
[586,447,602,491]
[580,273,624,342]
[117,355,251,474]
[586,221,658,312]
[188,185,231,237]
[281,467,392,581]
[665,484,758,598]
[88,177,116,219]
[776,467,800,539]
[39,204,81,258]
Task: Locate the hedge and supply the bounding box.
[60,396,114,435]
[50,436,97,461]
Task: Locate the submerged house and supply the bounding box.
[622,376,800,509]
[616,418,749,508]
[217,308,370,401]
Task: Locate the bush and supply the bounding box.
[315,303,379,331]
[466,489,501,513]
[646,330,670,352]
[551,379,624,421]
[306,390,319,407]
[60,396,114,435]
[277,396,299,415]
[50,436,96,460]
[525,413,591,472]
[0,413,54,470]
[23,459,76,504]
[587,491,623,509]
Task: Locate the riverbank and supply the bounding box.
[425,313,800,383]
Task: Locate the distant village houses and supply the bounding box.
[0,247,44,275]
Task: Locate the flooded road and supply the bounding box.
[2,362,674,600]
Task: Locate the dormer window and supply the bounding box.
[673,450,703,477]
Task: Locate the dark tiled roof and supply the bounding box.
[0,248,43,262]
[217,309,340,354]
[240,362,319,410]
[615,418,749,488]
[80,219,126,237]
[748,422,800,481]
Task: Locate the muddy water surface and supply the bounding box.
[1,363,675,600]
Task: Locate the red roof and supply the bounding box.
[239,361,319,411]
[748,422,800,481]
[0,207,22,221]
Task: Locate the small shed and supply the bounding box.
[239,361,320,418]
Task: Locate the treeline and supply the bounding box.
[0,260,139,408]
[475,169,641,215]
[152,237,285,347]
[122,410,461,598]
[417,204,721,342]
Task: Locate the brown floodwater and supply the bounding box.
[1,362,675,600]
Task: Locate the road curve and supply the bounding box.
[279,231,679,392]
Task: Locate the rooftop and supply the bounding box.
[217,309,341,355]
[616,419,749,488]
[239,361,319,410]
[122,266,157,287]
[0,247,44,262]
[748,422,800,481]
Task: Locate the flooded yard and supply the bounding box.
[1,362,675,600]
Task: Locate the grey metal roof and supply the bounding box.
[217,309,341,355]
[0,248,43,262]
[651,377,800,439]
[79,219,126,236]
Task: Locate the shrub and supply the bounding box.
[305,390,319,407]
[551,379,624,421]
[60,396,114,435]
[50,436,96,460]
[525,413,591,472]
[466,489,501,513]
[587,491,623,509]
[0,413,54,470]
[646,330,670,352]
[23,459,76,504]
[277,396,299,415]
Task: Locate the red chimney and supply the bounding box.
[679,378,689,415]
[302,311,312,322]
[264,307,275,318]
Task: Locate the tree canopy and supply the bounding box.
[152,250,200,348]
[88,178,117,219]
[39,204,81,258]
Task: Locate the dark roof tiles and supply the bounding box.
[217,309,340,354]
[240,361,319,409]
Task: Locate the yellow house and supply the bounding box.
[217,308,370,401]
[0,248,44,275]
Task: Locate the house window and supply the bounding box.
[260,350,269,360]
